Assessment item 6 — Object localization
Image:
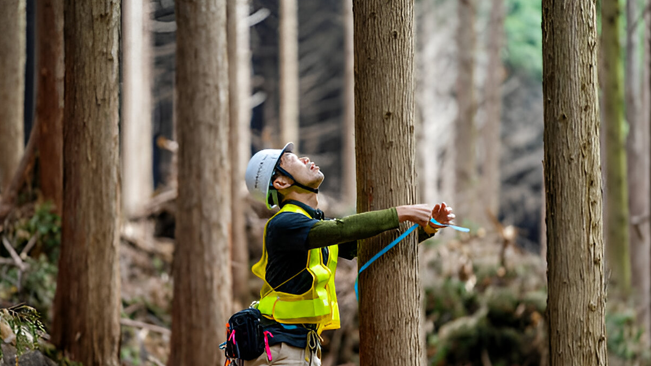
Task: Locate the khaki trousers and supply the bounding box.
[246,343,321,366]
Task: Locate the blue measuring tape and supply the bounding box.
[354,218,470,300]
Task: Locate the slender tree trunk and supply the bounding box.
[279,0,299,148]
[122,0,153,218]
[626,0,650,345]
[354,0,420,364]
[646,0,651,340]
[227,0,251,309]
[51,1,122,364]
[169,0,232,364]
[0,0,26,192]
[342,0,355,205]
[455,0,477,222]
[35,0,63,215]
[481,0,504,218]
[602,0,631,296]
[542,0,608,364]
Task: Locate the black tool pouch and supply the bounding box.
[224,308,265,361]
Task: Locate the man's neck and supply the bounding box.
[282,191,319,209]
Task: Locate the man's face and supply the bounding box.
[278,153,325,189]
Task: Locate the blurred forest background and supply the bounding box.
[0,0,650,365]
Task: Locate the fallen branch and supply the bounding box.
[20,233,39,259]
[129,187,177,220]
[120,318,171,336]
[2,237,26,271]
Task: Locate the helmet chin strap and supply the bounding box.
[275,166,319,194]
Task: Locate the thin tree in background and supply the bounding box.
[0,0,26,191]
[169,0,232,364]
[626,0,650,344]
[51,1,122,364]
[122,0,153,218]
[542,0,608,363]
[455,0,477,222]
[279,0,299,148]
[354,0,420,364]
[481,0,505,218]
[342,0,355,205]
[602,0,631,295]
[36,0,64,215]
[227,0,252,308]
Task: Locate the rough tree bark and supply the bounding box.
[227,0,251,309]
[602,0,631,296]
[342,0,356,205]
[542,0,609,364]
[354,0,420,364]
[626,0,650,345]
[481,0,505,218]
[122,0,153,218]
[168,0,232,364]
[0,0,26,192]
[36,0,64,215]
[455,0,477,222]
[279,0,299,148]
[50,1,122,365]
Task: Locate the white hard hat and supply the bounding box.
[245,142,294,209]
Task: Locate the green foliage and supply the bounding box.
[504,0,542,79]
[0,304,45,359]
[606,308,651,362]
[24,202,62,262]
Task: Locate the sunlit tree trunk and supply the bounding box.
[602,0,631,296]
[122,0,153,218]
[455,0,477,222]
[36,0,63,215]
[342,0,355,205]
[481,0,504,218]
[51,1,121,364]
[169,0,232,364]
[227,0,251,309]
[542,0,608,364]
[279,0,299,148]
[626,0,650,345]
[354,0,420,364]
[0,0,26,192]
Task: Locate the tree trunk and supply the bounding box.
[0,0,26,192]
[227,0,251,309]
[602,0,631,296]
[169,0,232,364]
[626,0,650,346]
[481,0,504,218]
[354,1,420,364]
[122,0,153,218]
[279,0,299,148]
[341,0,355,205]
[542,0,608,364]
[455,0,477,222]
[50,1,121,365]
[35,0,63,215]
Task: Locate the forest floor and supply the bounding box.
[1,196,650,366]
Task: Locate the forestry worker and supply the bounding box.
[243,142,455,366]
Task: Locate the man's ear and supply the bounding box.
[272,176,292,191]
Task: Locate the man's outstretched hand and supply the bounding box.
[396,202,455,230]
[429,202,455,228]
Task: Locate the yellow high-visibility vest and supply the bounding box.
[252,204,340,334]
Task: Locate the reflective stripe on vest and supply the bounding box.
[252,204,341,333]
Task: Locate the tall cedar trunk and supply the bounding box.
[122,0,153,218]
[169,0,232,364]
[342,0,355,205]
[279,0,299,148]
[455,0,477,222]
[542,0,609,364]
[481,0,504,218]
[50,1,121,364]
[0,0,26,191]
[602,0,631,295]
[227,0,251,309]
[646,0,651,338]
[354,1,420,364]
[36,0,64,215]
[626,0,651,344]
